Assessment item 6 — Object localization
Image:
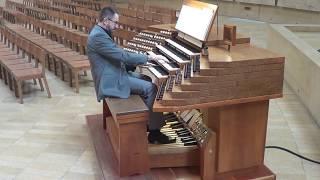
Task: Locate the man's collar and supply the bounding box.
[97,25,113,39]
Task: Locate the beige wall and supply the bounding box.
[216,1,320,24]
[267,25,320,126]
[113,0,320,24]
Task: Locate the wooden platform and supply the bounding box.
[86,114,201,180]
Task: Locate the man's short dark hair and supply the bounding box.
[99,7,118,22]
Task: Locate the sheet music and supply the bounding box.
[175,4,217,41]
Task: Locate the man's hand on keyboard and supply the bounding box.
[147,51,170,63]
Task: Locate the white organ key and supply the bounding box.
[166,39,198,56]
[156,45,189,64]
[147,52,179,72]
[148,66,168,79]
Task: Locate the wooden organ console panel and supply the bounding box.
[104,0,285,179]
[103,96,216,179]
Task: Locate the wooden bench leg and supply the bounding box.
[17,80,23,104]
[47,56,51,71]
[69,68,73,87]
[53,59,58,76]
[3,69,8,85]
[38,78,44,91]
[42,76,51,98]
[60,62,65,81]
[74,70,79,93]
[13,79,18,97]
[8,72,13,91]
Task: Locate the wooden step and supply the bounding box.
[170,86,200,99]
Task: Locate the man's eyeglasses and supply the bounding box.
[107,18,119,25]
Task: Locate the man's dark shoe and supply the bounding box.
[148,130,176,144]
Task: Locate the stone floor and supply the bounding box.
[0,17,319,180]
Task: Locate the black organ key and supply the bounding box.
[168,62,179,68]
[183,141,198,146]
[176,132,192,137]
[171,38,200,54]
[180,138,196,143]
[161,44,188,60]
[164,114,178,119]
[171,124,184,129]
[153,65,168,76]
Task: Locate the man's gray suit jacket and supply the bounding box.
[87,25,148,101]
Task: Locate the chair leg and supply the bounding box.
[38,78,44,91]
[42,76,51,98]
[13,79,18,97]
[3,69,8,85]
[8,72,13,91]
[69,68,73,87]
[60,62,64,81]
[75,70,79,93]
[17,80,23,104]
[53,59,58,76]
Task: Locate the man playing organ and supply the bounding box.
[87,7,175,144]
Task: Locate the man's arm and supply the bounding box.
[93,33,147,65]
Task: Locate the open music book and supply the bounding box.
[175,0,218,42]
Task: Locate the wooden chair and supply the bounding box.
[11,40,51,103]
[0,26,51,103]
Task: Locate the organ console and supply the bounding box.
[100,0,285,179]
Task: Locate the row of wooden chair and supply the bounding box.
[2,8,23,24]
[71,0,110,11]
[15,13,88,54]
[8,15,90,93]
[5,22,90,93]
[74,6,99,22]
[46,9,95,33]
[128,2,177,22]
[25,6,48,20]
[51,0,78,14]
[33,0,71,13]
[4,0,170,47]
[117,7,175,24]
[23,0,106,12]
[0,25,51,103]
[6,0,94,33]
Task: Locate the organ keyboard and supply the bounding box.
[124,29,202,100]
